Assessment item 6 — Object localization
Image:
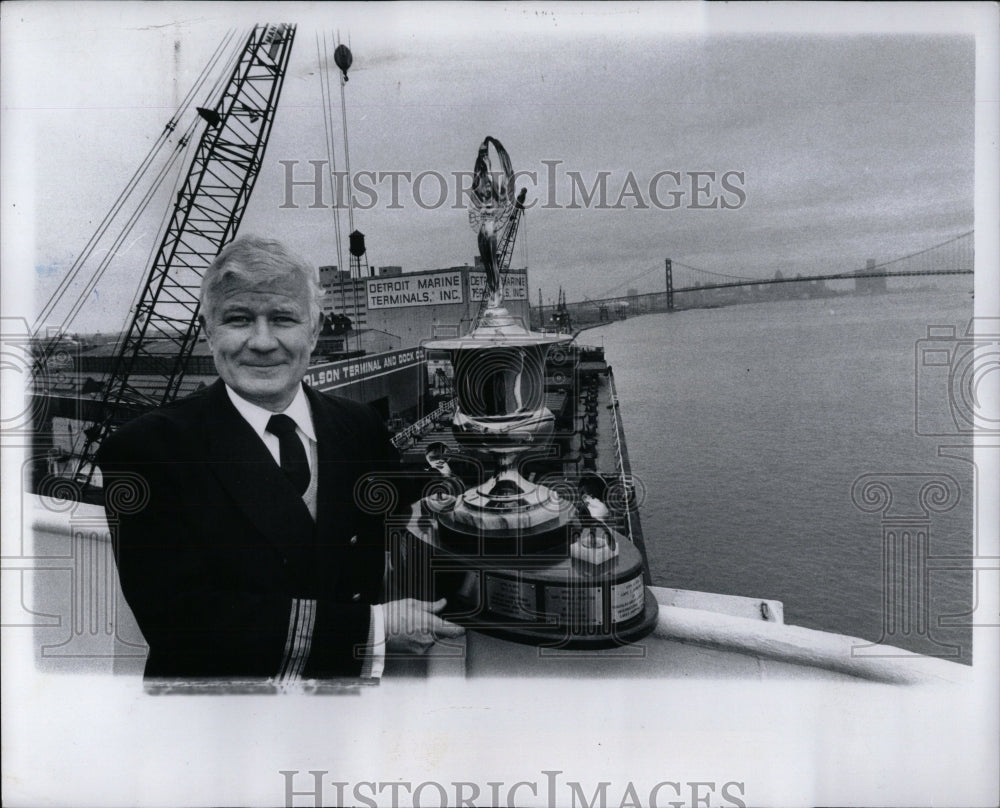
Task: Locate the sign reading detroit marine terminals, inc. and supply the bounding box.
[367,271,464,309]
[469,270,528,300]
[366,268,529,310]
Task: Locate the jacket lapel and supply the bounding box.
[202,380,316,554]
[305,384,357,542]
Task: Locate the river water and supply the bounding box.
[593,280,975,663]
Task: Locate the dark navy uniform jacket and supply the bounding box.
[97,379,398,680]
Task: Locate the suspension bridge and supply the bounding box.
[540,230,974,328]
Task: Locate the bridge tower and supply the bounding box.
[665,258,674,312]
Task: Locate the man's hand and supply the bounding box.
[384,597,465,654]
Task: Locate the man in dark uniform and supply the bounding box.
[98,235,462,682]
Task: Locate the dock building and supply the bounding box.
[318,260,530,343]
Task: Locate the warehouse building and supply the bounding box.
[366,265,530,344]
[317,261,530,344]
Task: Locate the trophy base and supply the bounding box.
[400,521,659,648]
[446,589,660,650]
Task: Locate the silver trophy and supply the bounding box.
[411,137,657,646]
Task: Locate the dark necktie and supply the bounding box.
[266,414,310,495]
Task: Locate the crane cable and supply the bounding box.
[58,119,200,336]
[317,33,345,296]
[58,32,244,344]
[321,34,363,354]
[33,28,239,335]
[110,32,245,361]
[333,34,364,356]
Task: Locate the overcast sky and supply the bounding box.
[2,2,987,332]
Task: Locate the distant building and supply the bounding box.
[315,261,532,344]
[319,265,350,283]
[367,265,530,344]
[855,258,887,294]
[319,265,368,327]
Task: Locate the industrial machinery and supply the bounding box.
[63,24,297,488]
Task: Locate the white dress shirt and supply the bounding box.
[226,383,316,474]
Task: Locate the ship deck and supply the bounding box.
[17,342,969,688]
[23,497,968,687]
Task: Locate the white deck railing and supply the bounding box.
[605,369,636,545]
[24,494,967,685]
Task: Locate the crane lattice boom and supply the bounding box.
[75,24,296,485]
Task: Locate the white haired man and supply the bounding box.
[99,235,462,682]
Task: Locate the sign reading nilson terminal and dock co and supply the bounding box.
[303,347,424,392]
